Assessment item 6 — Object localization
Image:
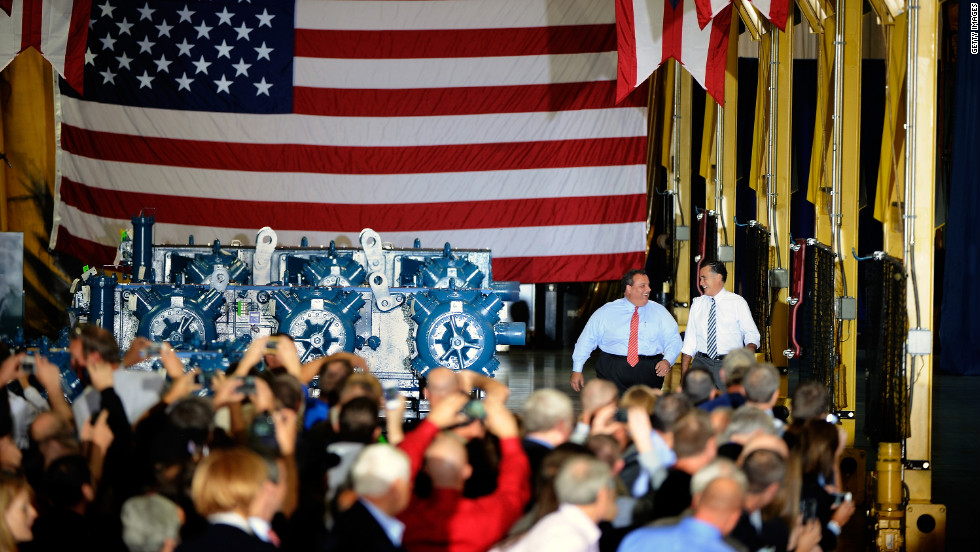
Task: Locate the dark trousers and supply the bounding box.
[691,355,725,390]
[596,351,665,395]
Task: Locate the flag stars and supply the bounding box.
[175,73,194,92]
[155,20,174,38]
[231,58,251,77]
[115,17,133,35]
[192,56,211,74]
[254,42,272,60]
[100,67,116,84]
[216,7,235,26]
[154,54,172,73]
[98,2,114,19]
[137,36,155,54]
[137,3,155,21]
[234,22,253,41]
[176,5,195,24]
[194,20,213,39]
[254,77,272,96]
[85,48,97,66]
[99,34,117,52]
[214,74,233,94]
[136,70,154,89]
[116,52,133,70]
[215,40,233,59]
[176,39,194,57]
[256,8,274,28]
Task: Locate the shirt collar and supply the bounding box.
[525,435,555,450]
[360,498,406,546]
[208,512,252,534]
[248,517,272,542]
[682,516,724,539]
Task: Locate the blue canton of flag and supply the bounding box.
[63,0,293,113]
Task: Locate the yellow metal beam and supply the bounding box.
[771,17,793,373]
[721,19,739,293]
[904,0,938,507]
[672,65,693,330]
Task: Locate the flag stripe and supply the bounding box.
[294,81,646,117]
[295,25,616,60]
[60,97,645,146]
[63,0,92,92]
[296,0,614,31]
[702,6,732,105]
[58,204,647,259]
[614,0,638,101]
[61,178,645,232]
[63,126,646,174]
[61,153,646,204]
[294,52,619,90]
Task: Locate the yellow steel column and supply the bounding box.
[771,14,793,377]
[672,65,693,331]
[720,20,738,293]
[903,0,938,507]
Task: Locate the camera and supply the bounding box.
[195,371,213,387]
[800,497,819,522]
[613,408,629,423]
[459,399,486,424]
[238,375,257,395]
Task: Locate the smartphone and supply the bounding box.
[264,336,280,355]
[238,375,257,395]
[831,492,852,508]
[800,497,819,522]
[20,354,36,375]
[382,381,403,409]
[250,411,279,455]
[140,342,166,358]
[613,408,629,423]
[195,371,213,387]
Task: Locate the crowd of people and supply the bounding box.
[0,322,855,551]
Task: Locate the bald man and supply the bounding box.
[620,461,746,552]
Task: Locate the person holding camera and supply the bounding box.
[398,392,531,552]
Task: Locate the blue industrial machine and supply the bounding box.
[66,221,525,413]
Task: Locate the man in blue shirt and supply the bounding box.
[571,270,682,395]
[618,460,747,552]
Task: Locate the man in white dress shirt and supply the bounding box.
[571,270,682,395]
[681,261,761,390]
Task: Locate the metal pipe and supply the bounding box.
[767,32,782,268]
[904,1,922,328]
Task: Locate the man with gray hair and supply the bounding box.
[742,364,782,431]
[716,406,779,460]
[499,455,616,551]
[521,389,575,491]
[326,443,413,552]
[121,493,183,552]
[620,458,747,552]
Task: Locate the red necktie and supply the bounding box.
[627,306,639,367]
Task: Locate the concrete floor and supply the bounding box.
[493,347,979,550]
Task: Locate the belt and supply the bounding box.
[696,352,726,361]
[600,350,663,360]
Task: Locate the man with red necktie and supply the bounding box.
[571,269,682,395]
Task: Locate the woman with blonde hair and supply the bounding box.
[176,448,281,552]
[0,472,37,552]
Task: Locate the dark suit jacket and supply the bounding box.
[325,499,405,552]
[176,523,277,552]
[730,510,790,552]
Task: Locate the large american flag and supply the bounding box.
[53,0,649,284]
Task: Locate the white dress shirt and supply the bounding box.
[498,504,600,552]
[681,288,760,358]
[572,298,683,372]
